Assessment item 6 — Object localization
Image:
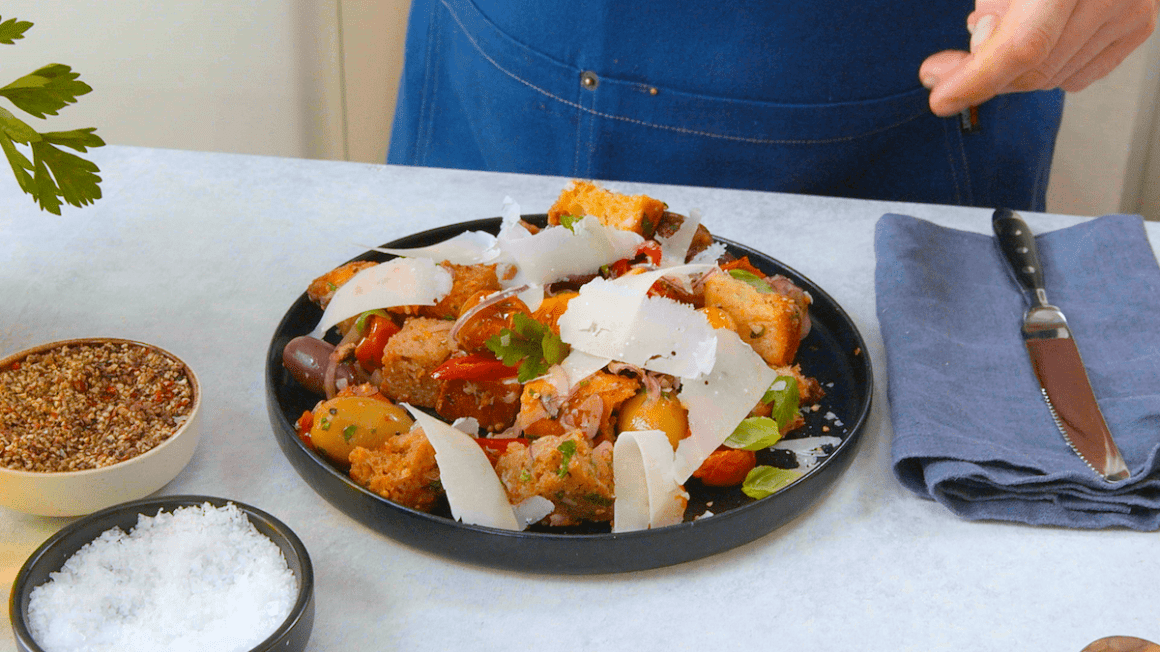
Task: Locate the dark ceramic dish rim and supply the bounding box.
[264,215,874,574]
[9,495,315,652]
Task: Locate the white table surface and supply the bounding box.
[2,146,1158,652]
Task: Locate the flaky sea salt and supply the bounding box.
[27,502,297,652]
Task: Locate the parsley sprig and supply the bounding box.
[0,15,104,215]
[485,312,570,382]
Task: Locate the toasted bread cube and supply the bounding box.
[420,262,501,320]
[547,180,666,236]
[348,428,442,512]
[703,272,803,366]
[378,318,455,407]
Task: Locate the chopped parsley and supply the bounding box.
[559,213,583,232]
[556,440,577,477]
[342,424,357,442]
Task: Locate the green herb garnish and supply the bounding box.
[354,309,389,334]
[556,440,577,477]
[559,213,583,232]
[761,375,800,432]
[485,313,570,382]
[342,424,357,442]
[724,417,783,451]
[727,268,773,293]
[741,466,803,499]
[0,15,104,215]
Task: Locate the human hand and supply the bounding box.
[919,0,1159,117]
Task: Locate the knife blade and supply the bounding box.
[992,208,1130,482]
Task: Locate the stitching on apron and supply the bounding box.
[440,0,928,146]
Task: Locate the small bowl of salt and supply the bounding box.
[9,495,314,652]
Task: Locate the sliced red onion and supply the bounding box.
[448,284,531,344]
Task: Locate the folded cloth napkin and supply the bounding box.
[875,213,1160,530]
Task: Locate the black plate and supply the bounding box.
[264,216,872,574]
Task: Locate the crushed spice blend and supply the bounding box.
[0,342,194,472]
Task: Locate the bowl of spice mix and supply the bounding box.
[0,338,201,516]
[9,495,315,652]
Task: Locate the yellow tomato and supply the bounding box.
[310,396,413,468]
[617,391,689,449]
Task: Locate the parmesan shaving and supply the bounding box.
[557,265,717,378]
[673,330,778,483]
[313,258,453,336]
[498,215,643,290]
[365,230,499,265]
[613,430,688,532]
[656,208,703,268]
[402,405,521,531]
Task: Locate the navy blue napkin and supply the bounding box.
[875,213,1160,529]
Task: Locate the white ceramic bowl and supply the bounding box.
[0,338,202,517]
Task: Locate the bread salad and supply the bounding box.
[282,181,829,532]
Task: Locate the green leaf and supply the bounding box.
[354,309,389,334]
[741,466,803,499]
[0,64,93,119]
[0,17,34,45]
[724,417,783,451]
[727,268,773,293]
[556,440,577,477]
[485,313,570,383]
[41,127,104,152]
[0,131,34,194]
[761,375,800,431]
[32,139,103,211]
[0,104,103,215]
[0,105,40,143]
[559,214,582,233]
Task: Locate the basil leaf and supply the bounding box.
[727,268,773,293]
[741,466,803,499]
[761,375,801,431]
[724,417,783,451]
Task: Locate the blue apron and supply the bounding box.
[388,0,1064,211]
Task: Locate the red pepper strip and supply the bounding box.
[296,410,314,447]
[431,353,519,381]
[637,241,662,266]
[355,315,401,372]
[720,255,765,278]
[476,437,530,466]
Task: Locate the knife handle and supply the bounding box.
[992,208,1045,297]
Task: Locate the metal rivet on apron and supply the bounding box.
[580,71,599,90]
[649,87,658,96]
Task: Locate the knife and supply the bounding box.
[992,208,1130,482]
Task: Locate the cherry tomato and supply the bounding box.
[637,241,662,266]
[354,314,400,371]
[296,410,314,446]
[692,447,757,487]
[475,437,530,466]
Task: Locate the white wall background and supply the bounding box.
[2,0,1157,220]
